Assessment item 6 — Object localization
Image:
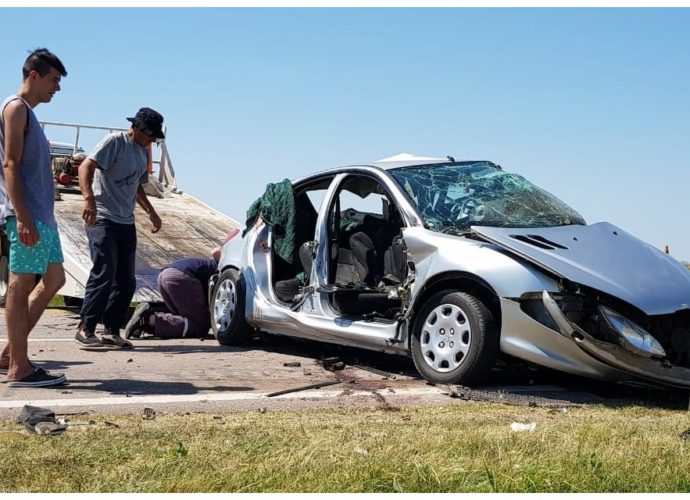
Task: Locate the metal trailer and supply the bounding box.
[0,120,239,307]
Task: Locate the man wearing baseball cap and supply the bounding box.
[74,107,164,350]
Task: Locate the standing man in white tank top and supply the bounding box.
[0,49,68,387]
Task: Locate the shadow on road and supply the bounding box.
[60,379,253,395]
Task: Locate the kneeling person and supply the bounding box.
[125,248,220,339]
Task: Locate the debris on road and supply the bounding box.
[266,380,342,397]
[143,408,156,420]
[34,421,69,435]
[322,357,345,372]
[447,385,586,408]
[283,362,302,368]
[17,405,68,435]
[353,364,397,380]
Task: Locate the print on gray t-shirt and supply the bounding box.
[89,131,149,225]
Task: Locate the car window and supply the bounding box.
[389,162,585,234]
[338,190,386,218]
[305,189,328,214]
[333,175,403,228]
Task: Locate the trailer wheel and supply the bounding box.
[211,268,251,345]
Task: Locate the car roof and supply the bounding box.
[293,153,499,187]
[366,153,454,170]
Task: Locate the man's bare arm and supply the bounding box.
[136,185,161,233]
[2,100,39,247]
[78,158,98,225]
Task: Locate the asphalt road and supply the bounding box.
[1,308,686,419]
[0,308,452,417]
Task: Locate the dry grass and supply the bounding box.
[2,402,690,492]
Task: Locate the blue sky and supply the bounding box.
[1,8,688,261]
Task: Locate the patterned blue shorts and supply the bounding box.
[6,217,64,274]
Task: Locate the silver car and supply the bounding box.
[211,154,690,387]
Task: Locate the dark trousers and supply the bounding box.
[79,219,137,334]
[155,267,210,338]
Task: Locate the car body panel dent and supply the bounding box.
[473,223,690,316]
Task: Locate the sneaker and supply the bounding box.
[101,334,134,349]
[125,303,153,339]
[8,367,67,388]
[74,331,106,350]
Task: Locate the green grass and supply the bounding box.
[2,403,690,492]
[47,295,65,308]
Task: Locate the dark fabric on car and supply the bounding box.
[244,178,303,268]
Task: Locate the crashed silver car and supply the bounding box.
[211,154,690,387]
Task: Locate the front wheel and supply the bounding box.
[211,268,252,346]
[411,290,498,385]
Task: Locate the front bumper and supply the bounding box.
[543,291,690,389]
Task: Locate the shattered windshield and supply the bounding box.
[389,162,586,235]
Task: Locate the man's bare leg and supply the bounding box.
[2,263,65,377]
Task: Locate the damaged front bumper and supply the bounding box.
[541,291,690,389]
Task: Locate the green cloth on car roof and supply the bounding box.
[243,178,299,267]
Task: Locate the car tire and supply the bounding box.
[211,268,251,346]
[411,290,498,385]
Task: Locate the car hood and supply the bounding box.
[472,222,690,316]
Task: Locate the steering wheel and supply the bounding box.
[449,198,485,222]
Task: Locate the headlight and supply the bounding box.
[599,306,666,358]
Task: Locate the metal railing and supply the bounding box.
[40,120,177,190]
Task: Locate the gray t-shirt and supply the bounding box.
[89,131,149,225]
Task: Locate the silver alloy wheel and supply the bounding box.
[420,303,471,372]
[213,278,237,331]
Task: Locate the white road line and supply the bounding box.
[0,339,77,342]
[0,386,445,409]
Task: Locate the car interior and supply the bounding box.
[269,174,409,321]
[321,175,409,320]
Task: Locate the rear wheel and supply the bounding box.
[211,268,252,345]
[411,290,498,385]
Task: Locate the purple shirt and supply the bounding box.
[164,257,218,284]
